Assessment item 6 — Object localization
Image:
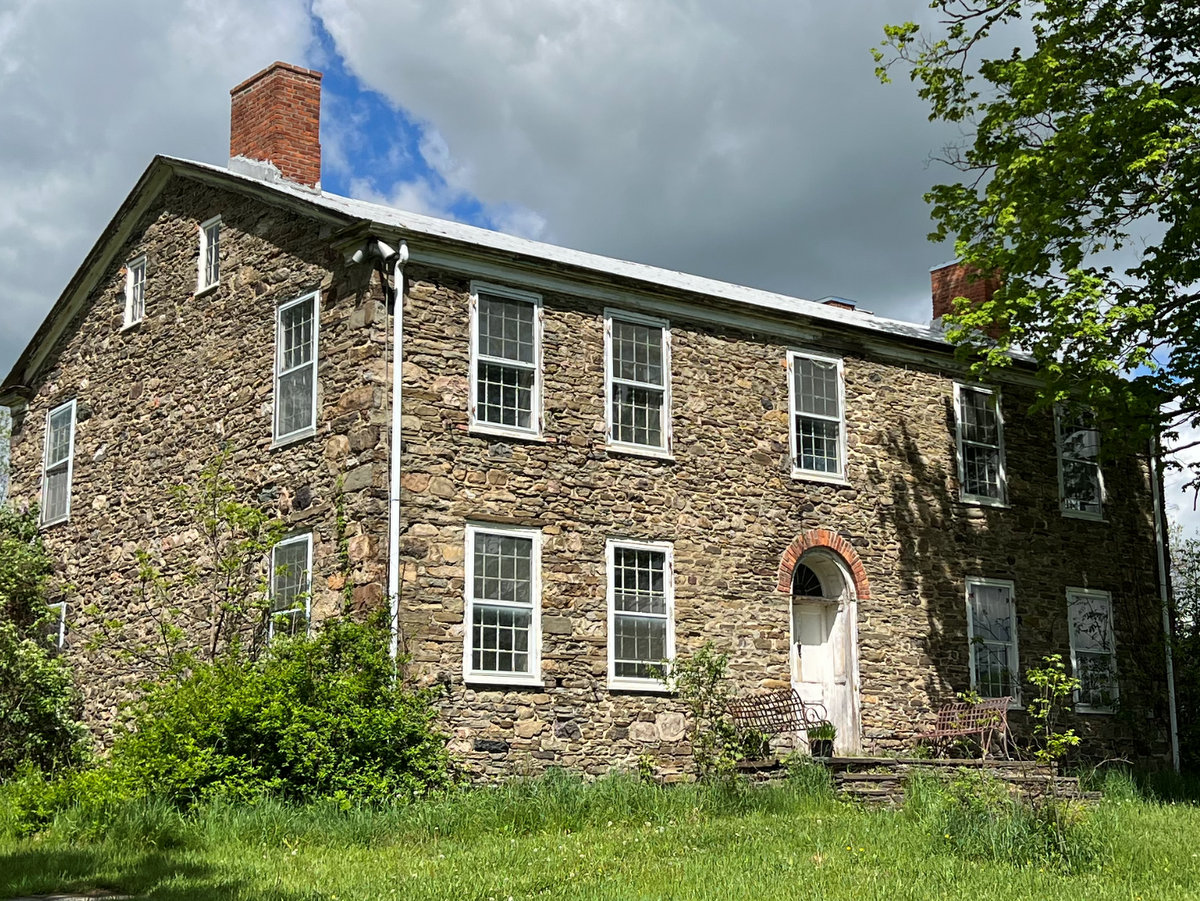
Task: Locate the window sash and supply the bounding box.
[1057,408,1104,516]
[274,293,319,441]
[200,218,221,288]
[1068,590,1117,710]
[269,535,311,640]
[607,540,673,687]
[956,385,1005,502]
[966,580,1018,701]
[470,285,542,435]
[45,601,66,649]
[41,401,75,526]
[465,525,541,683]
[788,352,845,478]
[605,312,670,453]
[125,257,146,326]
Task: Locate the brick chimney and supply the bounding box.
[229,62,323,188]
[930,260,999,322]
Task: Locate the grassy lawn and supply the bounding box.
[2,773,1199,900]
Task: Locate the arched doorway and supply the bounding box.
[783,540,864,755]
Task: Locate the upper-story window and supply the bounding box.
[40,399,76,527]
[607,539,674,690]
[469,283,542,438]
[788,351,846,481]
[954,384,1006,505]
[966,577,1019,702]
[605,310,672,456]
[124,256,146,328]
[1067,588,1118,712]
[274,291,319,444]
[464,523,542,687]
[1056,407,1103,519]
[269,534,312,640]
[198,216,221,291]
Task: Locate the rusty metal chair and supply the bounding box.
[915,696,1013,758]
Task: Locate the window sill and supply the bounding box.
[39,515,70,530]
[608,678,671,694]
[120,318,144,333]
[195,282,219,297]
[1075,705,1116,715]
[605,442,674,462]
[1062,509,1106,523]
[469,422,549,443]
[959,496,1009,510]
[464,672,545,689]
[790,470,850,487]
[271,427,317,450]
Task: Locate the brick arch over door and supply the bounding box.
[776,529,871,600]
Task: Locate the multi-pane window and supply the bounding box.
[607,540,674,688]
[966,579,1019,701]
[464,524,541,684]
[40,400,76,526]
[788,351,845,478]
[1057,408,1103,518]
[124,256,146,327]
[470,284,541,436]
[198,216,221,290]
[1068,589,1118,711]
[274,292,319,442]
[605,311,671,454]
[955,384,1006,504]
[269,534,312,640]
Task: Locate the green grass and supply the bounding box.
[3,768,1200,900]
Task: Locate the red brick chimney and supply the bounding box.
[930,261,1000,321]
[230,62,323,188]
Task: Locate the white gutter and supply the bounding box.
[1149,437,1181,772]
[388,242,409,661]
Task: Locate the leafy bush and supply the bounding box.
[0,506,88,780]
[108,616,456,806]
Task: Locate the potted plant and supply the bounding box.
[809,721,836,758]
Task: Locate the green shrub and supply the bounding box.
[0,506,88,780]
[109,615,456,807]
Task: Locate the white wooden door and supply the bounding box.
[791,600,859,754]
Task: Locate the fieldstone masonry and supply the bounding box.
[4,169,1174,778]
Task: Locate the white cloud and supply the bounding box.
[313,0,957,311]
[0,0,314,374]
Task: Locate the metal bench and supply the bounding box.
[727,688,829,738]
[916,696,1013,758]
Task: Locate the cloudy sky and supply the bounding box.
[0,0,1193,529]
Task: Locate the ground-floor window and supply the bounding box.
[1067,588,1118,712]
[966,578,1019,701]
[464,523,542,686]
[607,539,673,689]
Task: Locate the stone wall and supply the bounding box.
[6,177,390,732]
[4,172,1173,774]
[394,267,1172,777]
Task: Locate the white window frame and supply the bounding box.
[197,215,221,293]
[954,383,1007,506]
[40,399,77,528]
[606,539,675,692]
[604,308,673,459]
[468,282,544,439]
[786,349,848,483]
[273,291,320,446]
[46,601,66,649]
[463,522,543,687]
[123,255,146,329]
[1067,587,1118,713]
[1056,406,1105,520]
[269,533,312,641]
[965,577,1020,705]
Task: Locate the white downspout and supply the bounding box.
[1150,436,1181,772]
[388,242,409,661]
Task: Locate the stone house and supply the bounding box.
[0,62,1179,776]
